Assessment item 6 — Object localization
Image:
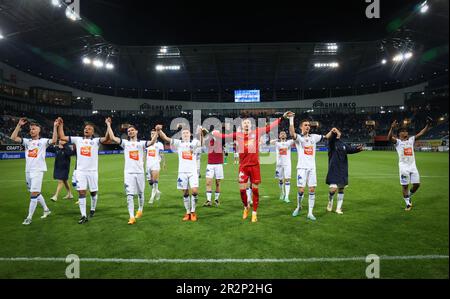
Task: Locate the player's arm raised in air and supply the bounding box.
[10,117,27,143]
[50,118,59,145]
[105,117,120,144]
[387,120,398,144]
[99,118,111,144]
[56,117,70,142]
[146,130,158,147]
[287,111,297,140]
[415,117,432,140]
[156,125,171,143]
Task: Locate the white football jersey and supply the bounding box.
[146,141,164,166]
[22,138,50,172]
[70,137,101,172]
[275,140,294,166]
[294,134,323,169]
[171,139,200,173]
[395,136,417,168]
[120,139,147,174]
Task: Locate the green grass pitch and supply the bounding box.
[0,151,448,278]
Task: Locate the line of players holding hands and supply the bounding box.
[10,111,431,225]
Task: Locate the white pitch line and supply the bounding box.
[0,255,447,264]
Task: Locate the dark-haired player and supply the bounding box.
[326,128,363,214]
[387,119,431,211]
[288,113,334,220]
[106,119,158,224]
[57,117,109,224]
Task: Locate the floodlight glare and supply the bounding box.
[93,59,104,68]
[82,57,91,65]
[404,52,413,59]
[381,59,387,64]
[105,63,114,70]
[51,0,62,7]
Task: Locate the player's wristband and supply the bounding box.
[289,117,294,126]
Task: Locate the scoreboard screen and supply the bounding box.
[234,90,260,103]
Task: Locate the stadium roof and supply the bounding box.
[0,0,448,95]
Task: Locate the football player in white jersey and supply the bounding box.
[288,113,334,220]
[270,131,295,203]
[57,117,109,224]
[106,119,158,224]
[147,129,165,204]
[10,118,58,225]
[156,125,202,222]
[387,119,431,211]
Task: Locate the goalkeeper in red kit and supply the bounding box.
[213,112,291,222]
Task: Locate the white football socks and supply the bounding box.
[337,192,344,210]
[183,196,190,213]
[79,197,87,217]
[138,193,144,212]
[127,195,135,218]
[27,196,38,219]
[308,192,315,215]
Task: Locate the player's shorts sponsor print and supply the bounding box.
[124,173,145,195]
[399,167,420,185]
[76,171,98,192]
[275,165,291,179]
[296,168,317,187]
[25,171,44,193]
[177,172,199,189]
[205,164,224,179]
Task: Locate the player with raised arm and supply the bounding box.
[213,114,287,222]
[106,119,157,224]
[271,131,295,203]
[157,125,203,222]
[326,128,363,214]
[288,113,334,220]
[203,134,224,207]
[57,117,109,224]
[387,118,431,211]
[147,129,165,204]
[11,118,58,225]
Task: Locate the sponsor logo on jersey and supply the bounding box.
[304,146,314,155]
[148,149,156,157]
[279,148,288,155]
[28,148,38,158]
[80,146,92,157]
[182,151,193,160]
[129,150,139,161]
[404,148,413,156]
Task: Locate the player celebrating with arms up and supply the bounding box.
[213,114,288,222]
[271,131,295,203]
[11,118,58,225]
[105,119,158,224]
[288,113,334,221]
[57,117,109,224]
[157,125,203,222]
[387,118,431,211]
